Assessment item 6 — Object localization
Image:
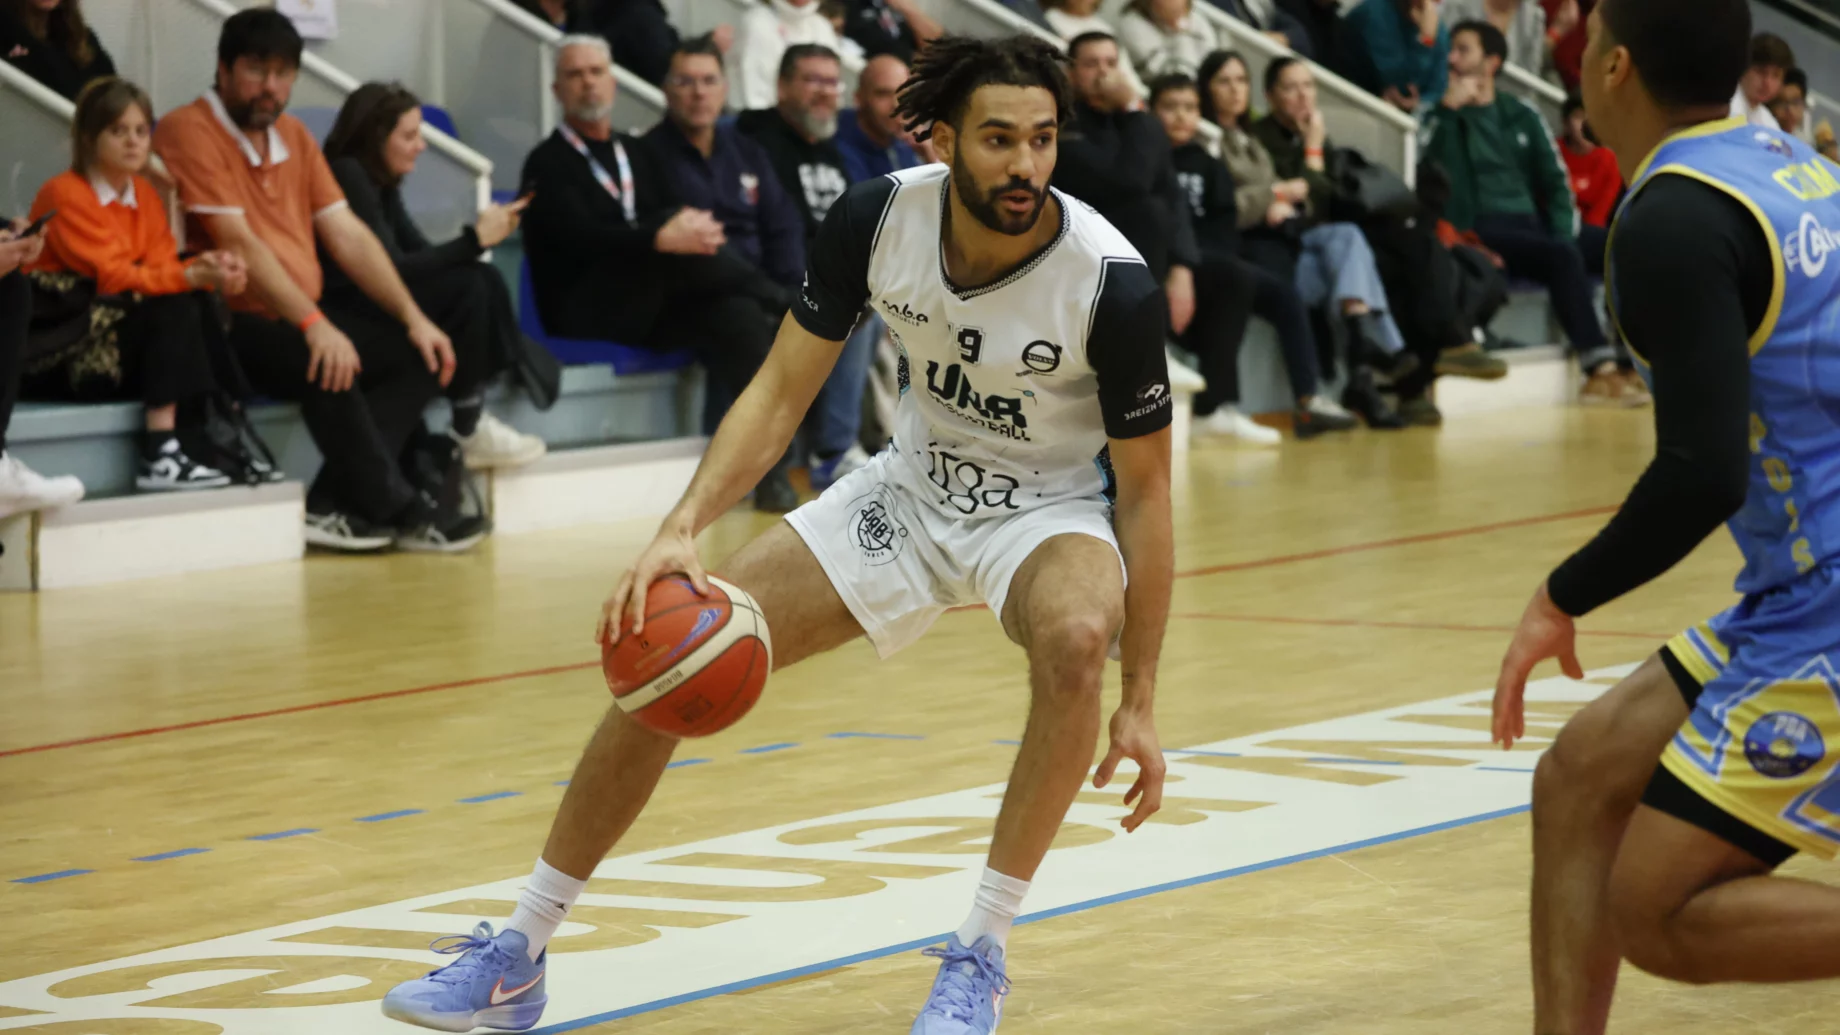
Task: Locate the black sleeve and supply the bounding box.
[86,30,116,80]
[791,175,896,341]
[329,157,400,259]
[395,226,484,280]
[1087,258,1173,439]
[1545,175,1770,616]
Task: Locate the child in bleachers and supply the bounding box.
[25,77,251,491]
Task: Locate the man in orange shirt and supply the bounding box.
[153,9,481,553]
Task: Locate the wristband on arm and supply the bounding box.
[298,310,326,333]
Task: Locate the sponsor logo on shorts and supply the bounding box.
[1124,382,1170,421]
[848,488,909,566]
[1744,711,1826,778]
[1020,340,1062,375]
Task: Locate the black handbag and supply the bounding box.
[1329,147,1420,223]
[401,427,491,529]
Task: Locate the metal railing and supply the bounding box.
[85,0,492,240]
[0,61,75,219]
[1500,63,1566,132]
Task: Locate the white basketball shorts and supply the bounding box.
[784,450,1124,658]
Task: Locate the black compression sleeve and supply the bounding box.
[1088,258,1173,439]
[1545,175,1771,616]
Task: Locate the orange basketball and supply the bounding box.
[601,575,772,738]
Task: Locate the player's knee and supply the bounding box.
[1030,613,1113,681]
[1616,908,1711,985]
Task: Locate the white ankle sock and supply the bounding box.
[954,866,1031,951]
[505,858,588,961]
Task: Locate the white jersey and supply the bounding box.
[794,163,1171,520]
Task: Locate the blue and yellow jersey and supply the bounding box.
[1611,117,1840,596]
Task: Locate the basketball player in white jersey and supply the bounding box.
[382,35,1174,1035]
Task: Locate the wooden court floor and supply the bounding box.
[3,404,1837,1034]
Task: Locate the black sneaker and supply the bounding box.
[754,468,800,513]
[137,438,233,492]
[305,510,395,551]
[1398,396,1444,426]
[1342,369,1407,430]
[395,513,489,554]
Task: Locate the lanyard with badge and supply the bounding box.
[557,123,636,222]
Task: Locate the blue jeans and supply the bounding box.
[812,312,881,458]
[1296,222,1406,355]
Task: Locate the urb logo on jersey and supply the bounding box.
[926,359,1034,440]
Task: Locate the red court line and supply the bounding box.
[1172,504,1616,581]
[0,661,599,760]
[1171,612,1669,640]
[0,505,1614,760]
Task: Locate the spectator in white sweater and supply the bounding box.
[1117,0,1219,78]
[1043,0,1147,100]
[727,0,863,110]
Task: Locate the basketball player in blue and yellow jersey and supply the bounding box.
[1490,0,1840,1030]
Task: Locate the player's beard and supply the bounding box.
[952,150,1046,237]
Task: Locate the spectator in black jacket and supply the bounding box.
[0,0,114,100]
[735,42,878,491]
[835,0,941,62]
[1055,33,1197,330]
[647,38,806,290]
[323,82,550,471]
[1151,73,1355,441]
[736,44,853,241]
[521,35,797,509]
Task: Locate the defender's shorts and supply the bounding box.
[1655,567,1840,861]
[784,450,1124,658]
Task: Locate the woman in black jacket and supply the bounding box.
[0,0,114,100]
[323,82,549,470]
[1150,74,1356,441]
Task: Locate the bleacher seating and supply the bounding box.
[0,0,1594,589]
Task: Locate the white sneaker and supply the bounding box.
[458,413,547,470]
[1198,407,1281,446]
[1305,396,1354,420]
[0,452,85,520]
[810,443,872,491]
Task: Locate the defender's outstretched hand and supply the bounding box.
[1494,581,1583,748]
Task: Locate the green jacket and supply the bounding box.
[1420,91,1577,239]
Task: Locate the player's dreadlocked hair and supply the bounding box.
[894,35,1073,142]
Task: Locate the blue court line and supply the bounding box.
[246,828,318,841]
[827,732,925,740]
[554,780,570,786]
[1166,748,1239,757]
[10,869,92,884]
[1476,766,1538,773]
[132,847,210,862]
[457,791,523,804]
[739,743,798,755]
[666,758,712,769]
[355,809,425,823]
[992,739,1022,746]
[525,803,1533,1034]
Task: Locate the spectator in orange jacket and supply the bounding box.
[1555,93,1619,276]
[26,77,253,491]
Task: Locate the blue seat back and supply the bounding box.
[516,258,694,375]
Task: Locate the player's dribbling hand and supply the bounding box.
[1492,581,1582,749]
[597,521,711,645]
[1094,703,1165,832]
